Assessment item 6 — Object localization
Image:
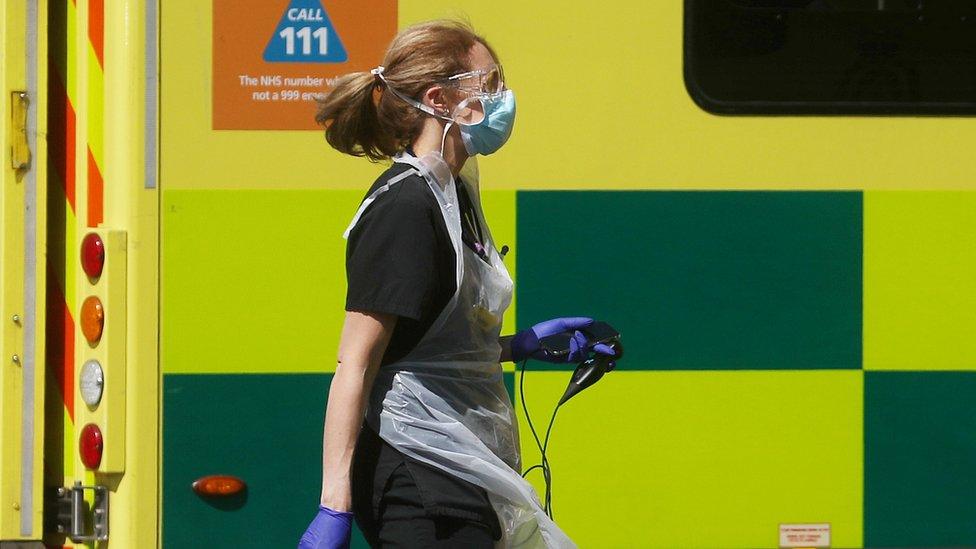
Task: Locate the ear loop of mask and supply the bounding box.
[372,66,480,156]
[436,96,486,156]
[439,121,454,157]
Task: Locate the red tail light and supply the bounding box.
[80,424,104,469]
[81,233,105,279]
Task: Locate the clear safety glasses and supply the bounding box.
[442,64,506,100]
[372,63,507,126]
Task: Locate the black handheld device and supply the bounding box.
[557,339,623,405]
[538,321,620,358]
[536,320,623,404]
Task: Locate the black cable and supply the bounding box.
[542,404,561,519]
[518,359,560,519]
[518,360,547,475]
[521,464,545,477]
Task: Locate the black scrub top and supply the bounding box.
[344,155,502,538]
[344,160,454,366]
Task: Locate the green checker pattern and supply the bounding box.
[161,189,976,548]
[516,190,975,548]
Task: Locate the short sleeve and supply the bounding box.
[344,179,440,321]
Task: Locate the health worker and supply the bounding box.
[299,20,615,549]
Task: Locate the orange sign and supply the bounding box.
[212,0,397,130]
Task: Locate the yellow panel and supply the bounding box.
[0,0,48,540]
[66,0,77,102]
[162,0,976,191]
[864,192,976,370]
[86,43,104,170]
[161,189,360,375]
[515,370,863,548]
[400,2,976,190]
[162,188,515,375]
[0,2,29,537]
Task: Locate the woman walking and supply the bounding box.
[299,20,614,549]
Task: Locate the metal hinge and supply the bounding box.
[48,482,109,542]
[10,92,31,170]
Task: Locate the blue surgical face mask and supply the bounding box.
[457,90,516,156]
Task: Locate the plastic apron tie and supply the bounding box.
[342,152,576,548]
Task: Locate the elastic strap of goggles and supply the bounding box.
[371,66,454,122]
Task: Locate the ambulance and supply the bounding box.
[2,1,974,547]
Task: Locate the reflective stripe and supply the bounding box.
[22,0,39,536]
[341,168,420,239]
[145,0,158,188]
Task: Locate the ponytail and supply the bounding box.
[315,71,396,162]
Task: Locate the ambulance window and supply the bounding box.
[684,1,976,114]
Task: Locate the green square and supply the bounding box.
[162,373,372,548]
[516,191,862,370]
[865,371,976,547]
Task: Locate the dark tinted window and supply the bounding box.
[685,1,976,114]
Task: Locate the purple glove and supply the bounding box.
[511,317,617,363]
[298,505,353,549]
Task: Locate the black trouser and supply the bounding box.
[351,426,499,548]
[359,462,495,548]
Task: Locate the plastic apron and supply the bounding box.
[342,153,576,548]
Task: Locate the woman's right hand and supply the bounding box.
[510,317,616,363]
[298,505,353,549]
[309,310,395,549]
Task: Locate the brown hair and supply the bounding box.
[315,20,498,162]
